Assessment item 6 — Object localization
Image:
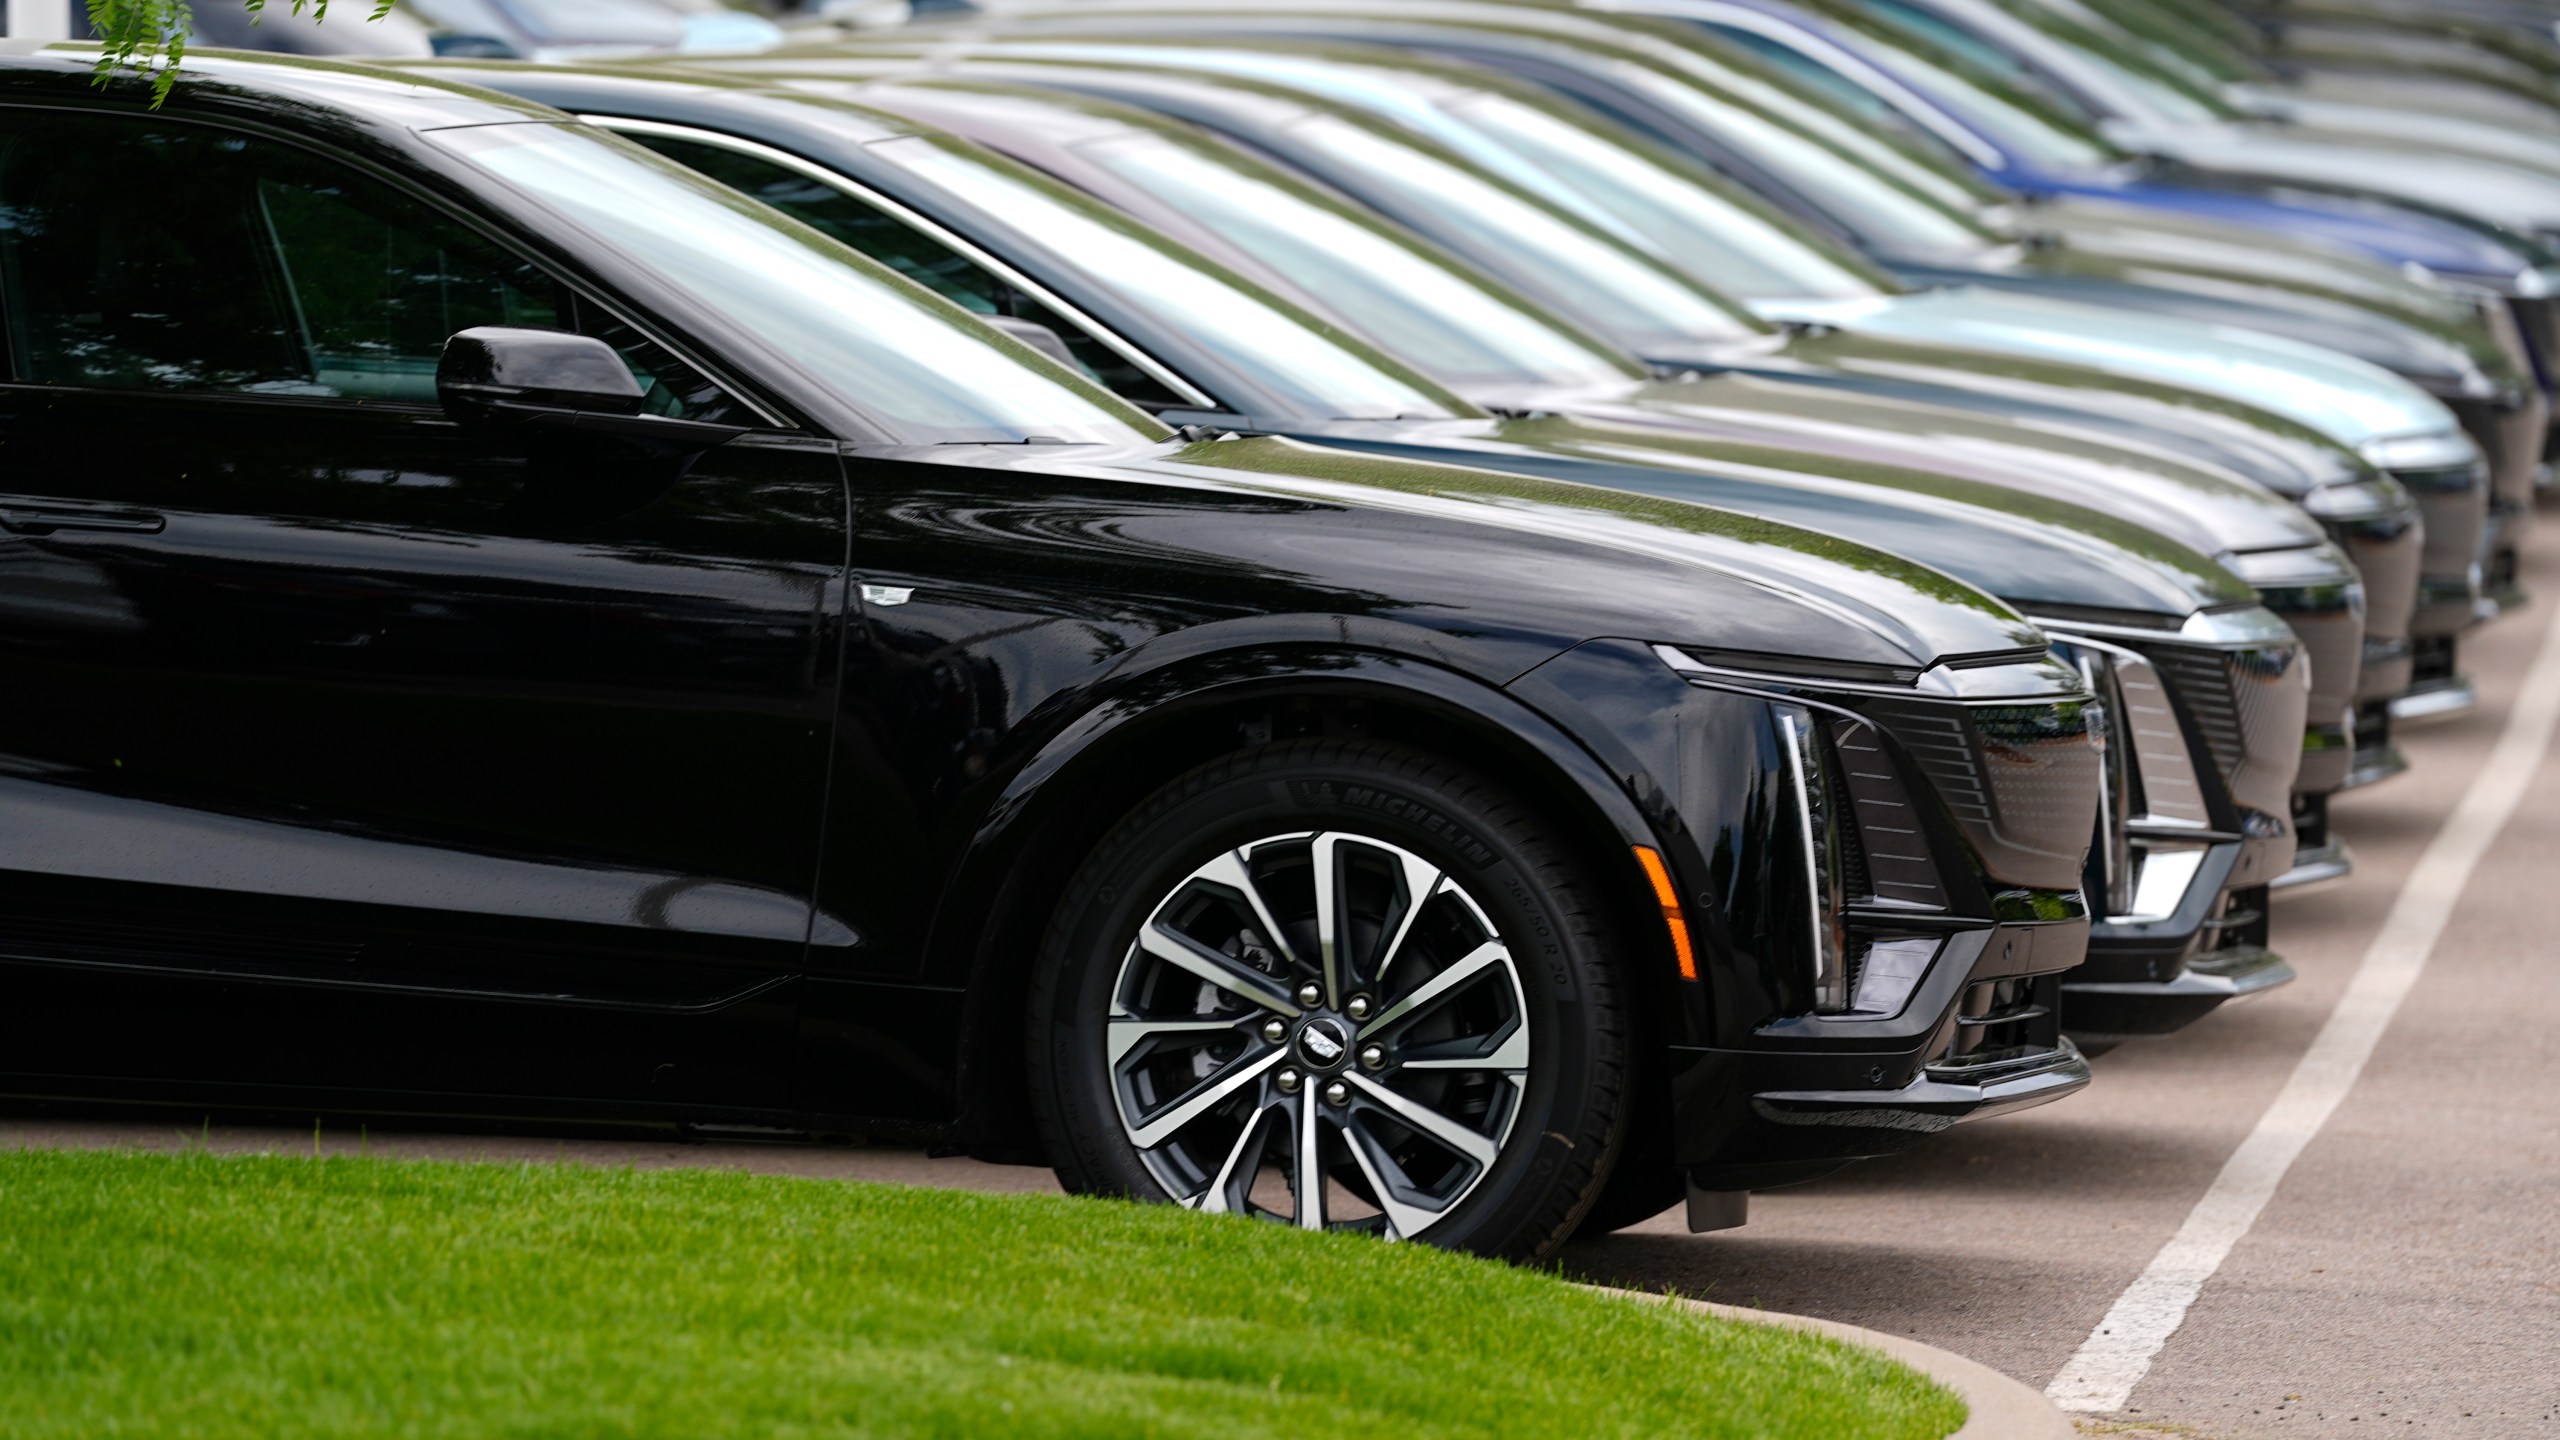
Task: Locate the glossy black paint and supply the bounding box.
[751,39,2470,683]
[446,67,2288,1051]
[0,54,2089,1181]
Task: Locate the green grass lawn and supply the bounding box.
[0,1147,1962,1439]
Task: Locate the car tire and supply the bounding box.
[1027,738,1631,1264]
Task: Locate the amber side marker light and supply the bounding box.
[1633,845,1698,981]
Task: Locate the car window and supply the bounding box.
[862,131,1465,422]
[0,111,746,423]
[1068,130,1642,392]
[623,131,1184,409]
[1278,112,1761,354]
[434,121,1164,444]
[1435,90,1890,303]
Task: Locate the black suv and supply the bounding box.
[0,52,2097,1258]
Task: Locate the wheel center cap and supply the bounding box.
[1295,1017,1351,1070]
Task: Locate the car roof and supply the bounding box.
[0,43,560,133]
[379,58,932,145]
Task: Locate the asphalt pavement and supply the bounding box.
[9,508,2558,1440]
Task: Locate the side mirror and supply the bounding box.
[985,314,1085,374]
[437,328,748,523]
[437,327,646,427]
[427,33,522,57]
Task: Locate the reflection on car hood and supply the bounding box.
[1289,410,2253,622]
[1612,369,2330,557]
[1933,268,2495,396]
[1025,433,2043,671]
[2068,176,2543,288]
[1754,287,2471,452]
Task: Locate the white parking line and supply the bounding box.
[2046,602,2560,1414]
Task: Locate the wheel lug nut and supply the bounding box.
[1276,1068,1302,1094]
[1321,1080,1349,1107]
[1261,1018,1288,1044]
[1345,994,1373,1021]
[1295,982,1324,1008]
[1359,1044,1386,1070]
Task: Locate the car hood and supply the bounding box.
[1280,411,2252,621]
[2131,121,2560,235]
[2234,97,2560,187]
[1752,287,2473,454]
[2046,175,2548,289]
[2015,199,2506,357]
[1604,369,2332,559]
[1010,432,2045,672]
[1720,326,2367,498]
[1925,266,2502,398]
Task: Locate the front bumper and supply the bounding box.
[2341,700,2411,792]
[2069,838,2299,1032]
[2387,458,2491,644]
[1671,917,2090,1194]
[2064,947,2293,1039]
[1677,1023,2093,1200]
[2445,390,2544,612]
[2396,635,2482,723]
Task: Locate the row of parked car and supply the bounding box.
[1,0,2552,1263]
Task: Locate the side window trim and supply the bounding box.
[585,116,1219,413]
[0,100,793,431]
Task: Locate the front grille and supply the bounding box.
[2389,462,2491,599]
[2136,638,2309,824]
[1829,719,1942,909]
[2319,515,2418,652]
[2197,883,2270,959]
[2148,647,2246,777]
[1931,972,2065,1076]
[2414,634,2461,686]
[2248,581,2362,721]
[1871,699,2099,893]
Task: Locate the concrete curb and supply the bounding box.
[1594,1288,2075,1440]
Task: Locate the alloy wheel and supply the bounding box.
[1103,830,1531,1239]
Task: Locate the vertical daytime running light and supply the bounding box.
[1776,706,1848,1012]
[2065,646,2133,917]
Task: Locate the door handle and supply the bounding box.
[0,505,167,536]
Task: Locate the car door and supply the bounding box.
[0,107,848,1112]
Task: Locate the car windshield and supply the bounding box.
[1859,32,2116,170]
[1068,129,1642,392]
[1854,0,2221,126]
[1436,89,1889,302]
[430,122,1161,445]
[866,132,1463,420]
[1589,54,2000,263]
[1279,112,1761,357]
